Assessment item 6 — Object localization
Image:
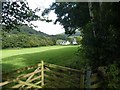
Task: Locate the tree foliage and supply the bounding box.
[1,1,51,31]
[1,32,55,49]
[82,3,120,68]
[2,1,39,31]
[42,2,90,35]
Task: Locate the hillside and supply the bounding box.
[1,25,81,49]
[1,25,56,49]
[1,25,68,49]
[2,25,80,40]
[7,25,67,40]
[9,25,49,37]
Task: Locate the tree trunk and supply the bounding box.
[88,2,96,38]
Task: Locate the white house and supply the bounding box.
[56,38,78,45]
[65,41,71,45]
[60,40,70,45]
[72,38,78,45]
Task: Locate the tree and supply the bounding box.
[1,0,51,32]
[43,2,120,68]
[75,36,82,44]
[42,2,90,35]
[1,1,35,31]
[84,3,120,68]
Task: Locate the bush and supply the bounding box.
[2,33,55,49]
[106,64,120,89]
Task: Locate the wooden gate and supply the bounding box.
[1,61,83,89]
[1,61,102,89]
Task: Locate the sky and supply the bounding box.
[26,0,65,35]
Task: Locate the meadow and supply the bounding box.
[1,45,80,73]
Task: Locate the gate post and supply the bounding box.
[41,60,44,86]
[80,69,85,88]
[85,67,91,90]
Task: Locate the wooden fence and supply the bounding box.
[0,61,102,89]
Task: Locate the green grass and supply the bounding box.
[1,46,73,59]
[1,45,79,72]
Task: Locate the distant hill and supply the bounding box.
[19,26,67,40]
[2,25,80,40]
[1,25,68,41]
[9,25,49,37]
[56,31,81,38]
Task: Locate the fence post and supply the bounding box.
[85,67,91,90]
[80,69,85,88]
[41,60,44,86]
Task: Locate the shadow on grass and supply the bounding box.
[1,63,18,73]
[1,63,19,81]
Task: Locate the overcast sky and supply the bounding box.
[26,0,65,35]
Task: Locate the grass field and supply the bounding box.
[1,45,80,73]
